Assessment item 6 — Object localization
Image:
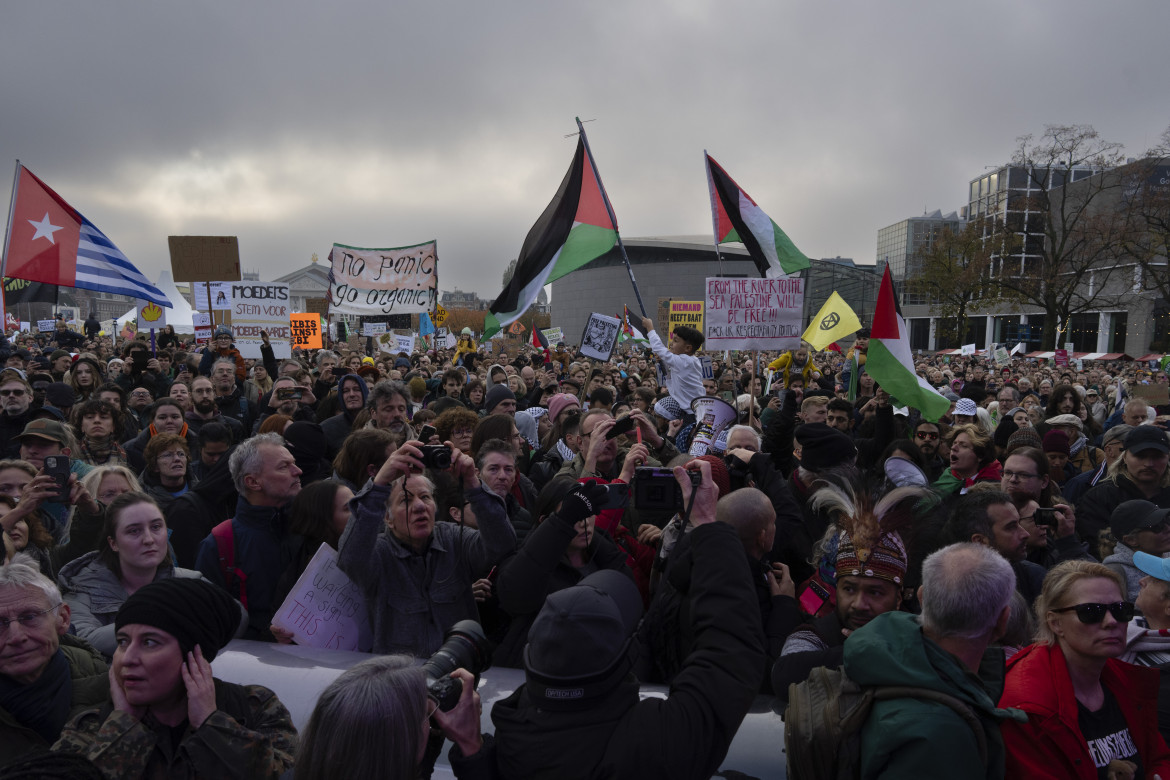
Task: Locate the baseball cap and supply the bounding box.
[1110,499,1170,539]
[1134,550,1170,582]
[16,419,71,445]
[1125,425,1170,455]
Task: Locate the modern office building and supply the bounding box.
[876,210,965,350]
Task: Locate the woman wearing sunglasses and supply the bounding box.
[1000,560,1170,779]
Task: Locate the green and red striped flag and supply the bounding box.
[866,265,951,422]
[484,137,618,338]
[705,152,810,278]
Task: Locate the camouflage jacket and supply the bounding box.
[53,680,296,779]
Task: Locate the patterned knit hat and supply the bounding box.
[835,527,909,585]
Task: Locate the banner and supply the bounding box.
[231,283,291,359]
[194,282,235,311]
[668,301,704,338]
[193,312,213,345]
[328,241,438,315]
[704,277,803,351]
[290,313,323,349]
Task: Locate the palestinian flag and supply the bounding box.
[619,305,647,343]
[705,152,810,278]
[866,266,951,422]
[484,137,618,337]
[531,323,551,362]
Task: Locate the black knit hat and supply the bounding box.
[115,578,240,661]
[796,423,857,472]
[484,384,516,414]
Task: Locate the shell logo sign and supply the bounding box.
[141,302,164,323]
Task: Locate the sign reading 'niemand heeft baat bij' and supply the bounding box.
[704,277,803,351]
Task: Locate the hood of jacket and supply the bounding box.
[337,373,369,421]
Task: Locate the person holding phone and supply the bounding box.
[13,419,96,546]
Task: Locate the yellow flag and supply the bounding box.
[802,292,862,351]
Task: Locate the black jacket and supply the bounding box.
[1078,474,1170,557]
[490,521,764,780]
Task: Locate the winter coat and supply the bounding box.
[54,679,296,779]
[58,551,246,658]
[1102,541,1145,602]
[999,641,1170,779]
[843,611,1025,780]
[1077,475,1170,556]
[0,635,109,765]
[337,480,516,657]
[490,521,764,780]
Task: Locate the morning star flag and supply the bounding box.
[2,164,171,308]
[801,291,861,352]
[484,137,618,338]
[705,153,810,278]
[866,265,950,422]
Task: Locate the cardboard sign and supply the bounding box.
[137,299,167,330]
[271,543,372,652]
[579,313,621,362]
[168,236,241,283]
[1132,383,1170,406]
[290,313,323,349]
[994,346,1011,367]
[305,297,330,317]
[704,277,803,351]
[231,283,291,359]
[194,282,235,311]
[328,241,438,315]
[668,301,704,338]
[193,312,213,345]
[362,322,388,337]
[433,304,448,326]
[36,319,55,333]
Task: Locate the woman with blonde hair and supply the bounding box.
[1000,560,1170,778]
[933,423,1001,496]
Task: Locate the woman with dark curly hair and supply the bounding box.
[434,407,479,455]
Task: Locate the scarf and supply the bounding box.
[78,434,125,466]
[555,438,576,463]
[0,648,71,744]
[1121,616,1170,666]
[148,422,189,439]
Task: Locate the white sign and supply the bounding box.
[136,298,168,330]
[579,313,621,362]
[960,343,976,356]
[1010,342,1025,355]
[271,543,372,652]
[1064,341,1075,353]
[36,319,54,333]
[328,241,438,316]
[362,322,388,337]
[231,283,291,359]
[193,312,212,344]
[994,346,1011,367]
[542,327,564,344]
[704,277,803,350]
[194,282,235,311]
[700,355,714,380]
[395,333,416,354]
[437,327,448,339]
[99,319,116,335]
[444,333,456,349]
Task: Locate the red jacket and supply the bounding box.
[999,642,1170,779]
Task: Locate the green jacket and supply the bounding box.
[842,611,1025,780]
[0,634,109,764]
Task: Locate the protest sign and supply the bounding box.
[994,346,1011,367]
[231,283,291,359]
[362,322,388,337]
[271,543,372,652]
[1054,349,1069,367]
[579,313,621,362]
[395,333,416,354]
[700,355,714,380]
[541,327,563,344]
[137,299,167,330]
[290,313,323,349]
[668,301,704,338]
[99,319,115,335]
[444,333,457,348]
[194,282,235,311]
[305,297,330,317]
[1133,383,1170,405]
[961,343,976,356]
[36,319,54,333]
[168,236,241,283]
[433,304,448,326]
[193,312,212,344]
[1011,342,1025,355]
[328,241,438,315]
[19,321,29,333]
[704,277,803,351]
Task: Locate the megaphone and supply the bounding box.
[688,396,738,456]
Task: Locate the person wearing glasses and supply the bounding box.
[912,419,947,482]
[1000,560,1170,779]
[0,369,35,459]
[0,557,108,763]
[1103,500,1170,602]
[1001,447,1093,571]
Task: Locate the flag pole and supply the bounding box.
[703,151,724,277]
[575,118,648,318]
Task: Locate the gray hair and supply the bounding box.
[725,424,761,450]
[228,433,286,495]
[920,542,1014,641]
[294,655,426,780]
[367,380,410,413]
[80,465,142,498]
[212,357,238,374]
[0,555,62,606]
[314,350,338,368]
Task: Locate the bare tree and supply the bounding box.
[1126,127,1170,302]
[911,223,995,346]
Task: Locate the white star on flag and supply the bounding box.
[27,213,64,244]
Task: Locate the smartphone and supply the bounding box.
[43,455,70,501]
[419,424,438,443]
[605,415,637,440]
[798,580,833,617]
[276,387,304,401]
[1033,507,1060,528]
[600,482,629,510]
[131,351,148,371]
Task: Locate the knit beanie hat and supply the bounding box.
[695,454,731,498]
[547,393,581,422]
[835,528,909,585]
[1005,427,1042,455]
[1042,429,1071,457]
[796,423,857,472]
[993,418,1019,450]
[484,384,516,414]
[115,578,240,661]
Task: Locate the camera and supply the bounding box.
[423,620,493,711]
[632,466,700,511]
[1034,507,1060,528]
[419,444,452,470]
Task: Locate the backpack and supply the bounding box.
[211,519,249,610]
[783,665,987,780]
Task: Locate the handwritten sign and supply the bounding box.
[362,322,388,337]
[395,333,416,354]
[668,301,704,338]
[704,277,803,350]
[328,241,438,316]
[271,543,372,652]
[290,313,323,349]
[541,327,563,344]
[231,283,291,359]
[36,319,55,333]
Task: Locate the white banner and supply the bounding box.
[704,277,803,351]
[328,241,438,315]
[231,283,291,359]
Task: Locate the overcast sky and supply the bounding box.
[3,1,1168,304]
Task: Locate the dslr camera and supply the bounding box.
[632,466,701,511]
[419,444,452,470]
[423,620,493,711]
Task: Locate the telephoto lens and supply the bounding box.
[423,620,493,711]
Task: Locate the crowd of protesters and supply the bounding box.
[0,314,1169,778]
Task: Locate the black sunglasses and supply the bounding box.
[1050,601,1135,624]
